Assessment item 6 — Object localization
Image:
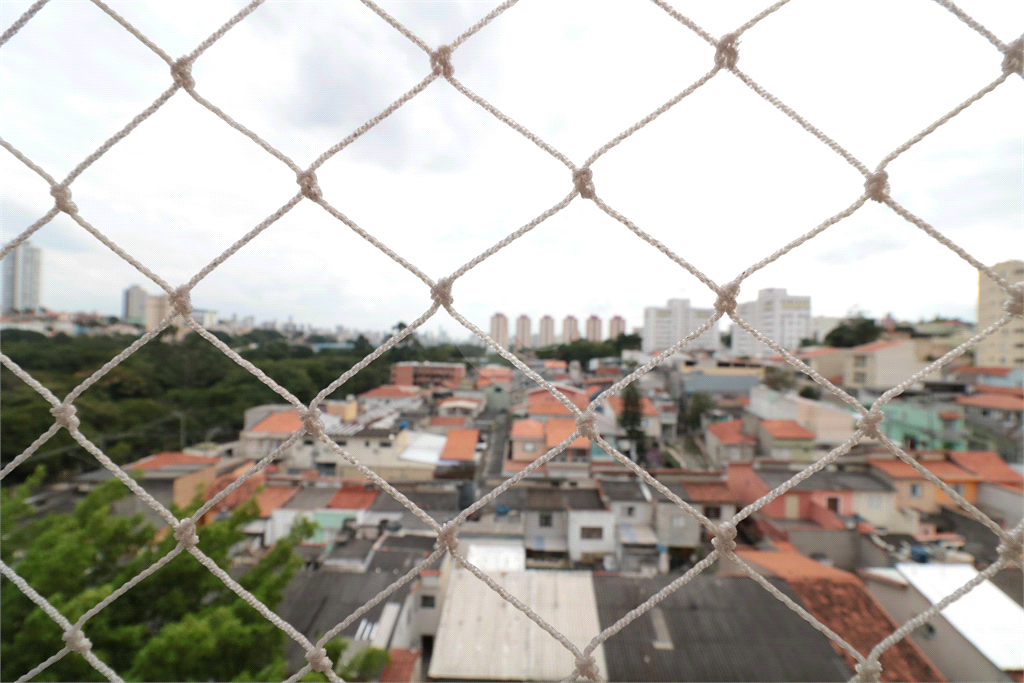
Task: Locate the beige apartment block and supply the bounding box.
[843,340,939,392]
[515,314,531,349]
[585,315,601,341]
[489,312,508,350]
[538,315,555,347]
[976,260,1024,369]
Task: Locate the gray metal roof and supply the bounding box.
[601,480,648,502]
[757,468,894,493]
[282,487,338,510]
[650,481,693,503]
[682,373,761,395]
[593,574,852,682]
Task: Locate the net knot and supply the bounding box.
[50,184,77,213]
[50,402,80,431]
[576,413,599,441]
[573,167,595,199]
[1004,283,1024,317]
[857,411,884,440]
[305,647,333,674]
[1002,37,1023,77]
[301,406,324,433]
[711,522,737,553]
[62,628,92,654]
[431,278,454,308]
[864,171,890,202]
[174,518,199,548]
[296,169,322,201]
[854,660,883,683]
[170,287,192,316]
[576,654,600,681]
[437,521,459,554]
[431,45,454,78]
[998,528,1023,565]
[714,33,739,69]
[714,281,740,316]
[171,58,195,90]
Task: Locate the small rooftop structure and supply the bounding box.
[759,420,816,441]
[439,429,479,462]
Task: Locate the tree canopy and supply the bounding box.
[823,316,881,348]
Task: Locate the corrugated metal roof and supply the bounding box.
[896,562,1024,671]
[758,468,893,492]
[429,570,606,681]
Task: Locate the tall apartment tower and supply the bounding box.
[123,285,148,325]
[585,315,602,342]
[538,315,555,347]
[608,315,626,340]
[145,294,172,331]
[976,260,1024,368]
[562,315,580,344]
[642,299,718,353]
[2,241,41,313]
[515,315,532,350]
[490,313,509,350]
[730,288,811,357]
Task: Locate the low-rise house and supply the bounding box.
[868,455,983,515]
[948,451,1024,527]
[756,419,816,460]
[947,365,1024,389]
[793,346,846,385]
[956,388,1023,462]
[359,384,424,410]
[843,340,938,394]
[105,452,221,527]
[436,396,483,418]
[601,479,657,572]
[705,419,757,463]
[880,399,969,451]
[602,394,661,439]
[862,563,1023,682]
[508,418,545,465]
[390,361,466,387]
[435,428,481,477]
[651,482,702,562]
[506,417,591,476]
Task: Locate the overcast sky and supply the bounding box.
[2,0,1021,338]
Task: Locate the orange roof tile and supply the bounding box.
[440,429,480,462]
[680,481,734,503]
[543,360,568,370]
[868,458,983,482]
[706,419,757,446]
[127,452,219,470]
[204,469,265,513]
[799,347,842,358]
[760,419,815,440]
[545,418,590,450]
[503,459,547,473]
[255,486,300,517]
[848,340,908,353]
[328,485,379,510]
[511,419,545,439]
[475,377,492,388]
[430,416,468,428]
[249,410,303,434]
[379,649,421,683]
[440,396,481,406]
[948,451,1024,486]
[527,386,590,416]
[605,395,658,417]
[956,393,1024,411]
[974,385,1024,397]
[937,411,963,420]
[737,549,854,581]
[949,365,1014,377]
[360,384,422,399]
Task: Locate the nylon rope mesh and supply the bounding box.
[1,1,1022,682]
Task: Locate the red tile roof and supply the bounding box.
[255,486,300,517]
[949,365,1014,377]
[527,386,590,416]
[510,419,545,439]
[975,385,1024,397]
[475,377,492,388]
[249,410,303,434]
[429,416,468,428]
[543,360,568,370]
[948,451,1024,486]
[479,366,513,383]
[378,648,421,683]
[204,469,265,513]
[440,429,480,462]
[798,347,842,358]
[706,419,757,446]
[937,411,963,420]
[605,395,659,417]
[848,340,908,353]
[127,452,219,470]
[545,418,590,450]
[868,458,982,482]
[956,393,1024,411]
[328,485,379,510]
[360,384,422,399]
[760,419,815,440]
[503,459,546,473]
[680,481,734,503]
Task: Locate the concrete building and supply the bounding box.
[608,315,626,340]
[956,389,1023,462]
[976,260,1024,369]
[585,315,601,342]
[514,314,531,349]
[730,288,811,357]
[879,398,969,451]
[562,315,580,344]
[538,315,555,347]
[144,293,172,331]
[642,299,718,353]
[390,361,466,387]
[642,306,673,353]
[122,285,148,325]
[2,241,41,313]
[843,340,936,393]
[489,313,508,350]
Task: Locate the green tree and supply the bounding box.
[1,470,315,682]
[619,384,646,461]
[799,385,821,400]
[683,392,716,431]
[823,316,881,348]
[764,366,796,392]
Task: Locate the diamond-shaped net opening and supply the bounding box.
[2,0,1022,681]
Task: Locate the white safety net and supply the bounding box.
[1,0,1022,681]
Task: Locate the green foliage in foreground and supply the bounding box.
[0,467,319,682]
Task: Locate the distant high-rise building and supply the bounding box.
[538,315,555,347]
[515,315,532,349]
[144,294,172,331]
[490,313,509,350]
[123,285,148,325]
[2,241,41,313]
[730,288,811,357]
[643,307,673,353]
[977,260,1024,368]
[585,315,602,342]
[608,315,626,340]
[642,299,718,353]
[562,315,580,344]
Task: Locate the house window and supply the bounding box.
[826,497,840,514]
[364,440,370,447]
[853,372,867,384]
[303,439,314,446]
[853,355,867,368]
[379,441,391,448]
[336,440,347,447]
[420,595,435,609]
[580,527,603,540]
[523,442,537,453]
[704,506,721,520]
[626,506,635,517]
[909,484,922,498]
[539,512,553,527]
